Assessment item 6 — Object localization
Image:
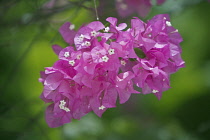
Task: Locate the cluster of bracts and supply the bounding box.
[39,14,185,127]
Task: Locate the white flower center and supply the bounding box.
[60,100,66,105]
[84,41,91,47]
[99,105,105,110]
[121,60,126,66]
[152,89,159,94]
[91,30,98,37]
[64,107,70,112]
[64,52,70,57]
[76,54,81,59]
[69,60,75,66]
[102,56,109,62]
[69,24,75,30]
[166,21,172,26]
[108,49,115,55]
[79,34,84,41]
[59,100,70,112]
[104,27,110,32]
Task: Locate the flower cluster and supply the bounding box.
[116,0,166,17]
[39,14,184,127]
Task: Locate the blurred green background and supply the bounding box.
[0,0,210,140]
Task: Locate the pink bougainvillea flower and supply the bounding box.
[59,22,76,45]
[39,14,184,127]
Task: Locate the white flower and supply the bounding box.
[69,60,75,66]
[104,27,110,32]
[91,30,98,37]
[69,24,75,30]
[99,105,105,110]
[64,52,70,57]
[102,56,109,62]
[152,89,159,93]
[84,41,91,47]
[60,100,66,105]
[121,60,126,66]
[108,49,115,55]
[64,107,70,112]
[79,34,84,41]
[166,21,172,26]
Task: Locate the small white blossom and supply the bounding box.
[60,100,66,106]
[59,100,71,112]
[104,27,110,32]
[59,104,65,110]
[121,60,126,66]
[64,52,70,57]
[91,30,98,37]
[69,24,75,30]
[108,49,115,55]
[152,89,159,94]
[84,41,91,47]
[79,34,84,41]
[102,56,109,62]
[69,60,75,66]
[64,107,70,112]
[76,54,81,59]
[99,105,105,110]
[166,21,172,26]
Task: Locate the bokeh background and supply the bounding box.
[0,0,210,140]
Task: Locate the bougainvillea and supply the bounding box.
[39,14,185,127]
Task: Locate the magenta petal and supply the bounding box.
[82,75,92,88]
[117,88,131,104]
[154,92,162,100]
[52,44,63,55]
[102,87,117,108]
[45,104,63,128]
[59,22,76,45]
[40,93,52,103]
[58,46,74,60]
[116,23,127,30]
[44,72,63,90]
[87,21,105,31]
[90,97,106,117]
[39,71,47,83]
[131,17,145,33]
[58,80,72,98]
[106,17,117,26]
